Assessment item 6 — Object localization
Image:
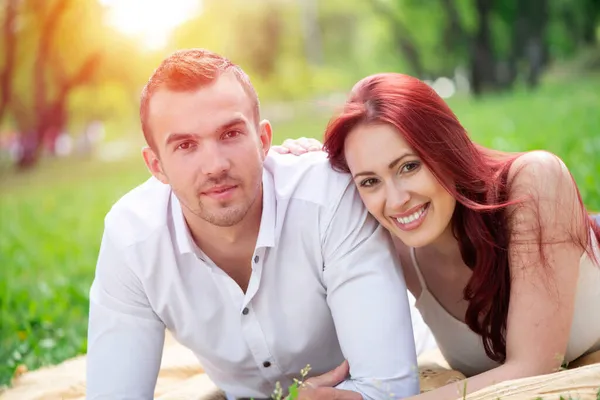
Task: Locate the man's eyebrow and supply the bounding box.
[164,117,249,147]
[165,132,197,147]
[218,117,248,132]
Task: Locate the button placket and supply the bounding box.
[242,249,265,310]
[210,266,246,314]
[240,303,282,382]
[238,247,280,381]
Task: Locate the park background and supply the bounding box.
[0,0,599,390]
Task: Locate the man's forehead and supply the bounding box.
[150,75,251,116]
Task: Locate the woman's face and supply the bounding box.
[344,123,457,248]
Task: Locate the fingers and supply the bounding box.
[276,137,324,156]
[270,145,290,154]
[282,138,309,155]
[297,387,362,400]
[299,137,323,151]
[318,387,363,400]
[304,360,350,388]
[297,361,358,400]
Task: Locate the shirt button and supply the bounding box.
[242,307,249,315]
[263,361,271,368]
[254,255,259,263]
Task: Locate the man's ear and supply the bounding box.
[142,146,168,184]
[258,119,273,159]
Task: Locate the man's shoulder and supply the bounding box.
[264,151,354,207]
[103,176,172,247]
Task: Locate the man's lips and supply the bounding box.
[200,185,239,200]
[202,185,237,195]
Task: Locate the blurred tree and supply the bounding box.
[520,0,550,88]
[232,0,284,79]
[0,0,17,123]
[127,0,600,103]
[316,2,360,68]
[582,0,600,45]
[470,0,599,93]
[174,0,316,100]
[470,0,497,93]
[12,0,104,167]
[1,0,149,169]
[440,0,470,58]
[553,0,599,52]
[363,0,598,95]
[299,0,323,66]
[368,0,425,78]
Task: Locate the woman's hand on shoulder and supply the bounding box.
[271,137,323,156]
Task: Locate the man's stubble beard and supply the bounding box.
[193,175,262,228]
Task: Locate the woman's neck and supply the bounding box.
[423,223,465,266]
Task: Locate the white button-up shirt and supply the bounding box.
[86,152,424,400]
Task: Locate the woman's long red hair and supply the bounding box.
[323,73,600,362]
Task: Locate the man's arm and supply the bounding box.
[86,225,166,399]
[321,181,420,400]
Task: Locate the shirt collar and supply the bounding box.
[171,192,196,255]
[256,169,277,249]
[171,169,277,256]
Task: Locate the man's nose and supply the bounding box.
[200,144,231,176]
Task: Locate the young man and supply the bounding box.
[85,48,425,400]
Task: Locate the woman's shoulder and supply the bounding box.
[507,150,571,192]
[504,150,580,212]
[505,150,589,248]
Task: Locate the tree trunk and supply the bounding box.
[440,0,469,54]
[369,0,425,78]
[299,0,323,66]
[0,0,18,121]
[16,0,71,169]
[470,0,497,95]
[523,0,549,88]
[582,0,599,45]
[505,0,526,89]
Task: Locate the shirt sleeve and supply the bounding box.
[321,181,421,400]
[86,223,166,399]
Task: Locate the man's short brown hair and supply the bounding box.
[139,48,260,150]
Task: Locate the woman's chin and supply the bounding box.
[389,226,436,248]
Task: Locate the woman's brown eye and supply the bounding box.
[360,178,378,187]
[403,162,420,172]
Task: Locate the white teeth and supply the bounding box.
[396,205,426,225]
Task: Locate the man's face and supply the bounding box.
[143,71,272,227]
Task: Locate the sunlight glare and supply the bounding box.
[100,0,201,50]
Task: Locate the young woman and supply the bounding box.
[272,73,600,399]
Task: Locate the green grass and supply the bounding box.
[446,74,600,212]
[1,73,599,389]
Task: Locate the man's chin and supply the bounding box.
[197,207,247,227]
